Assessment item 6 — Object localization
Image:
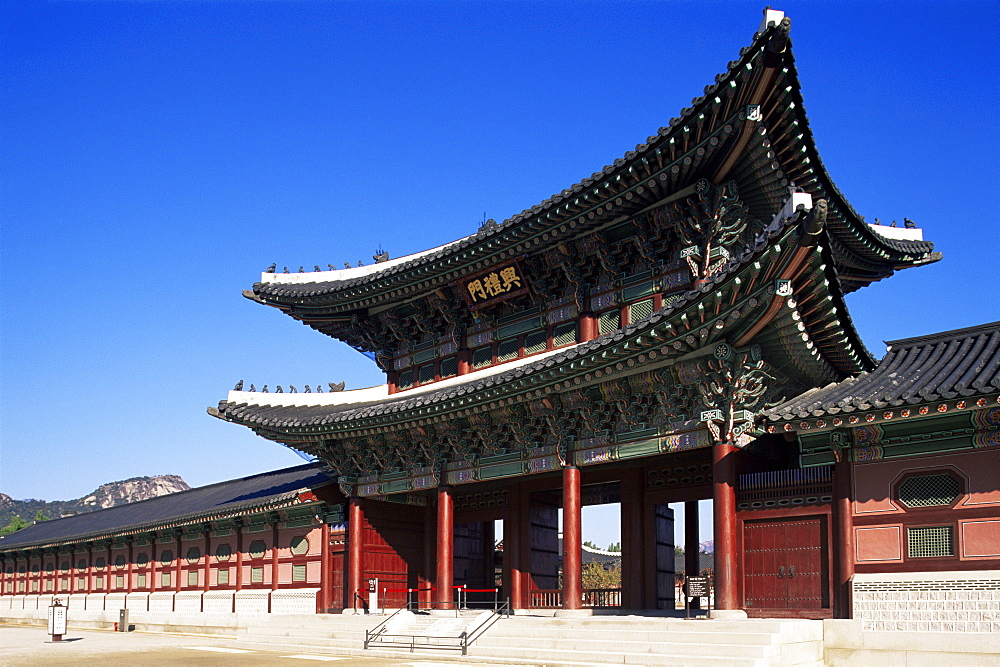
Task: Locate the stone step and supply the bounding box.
[480,627,784,645]
[471,645,778,666]
[475,635,781,658]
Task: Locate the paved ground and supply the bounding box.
[0,625,515,667]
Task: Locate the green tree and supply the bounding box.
[583,540,599,549]
[606,542,621,552]
[0,515,28,535]
[33,509,49,523]
[581,562,621,589]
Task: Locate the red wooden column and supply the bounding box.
[435,485,454,610]
[150,540,159,593]
[685,500,700,609]
[562,465,582,611]
[127,540,135,594]
[174,534,183,593]
[833,456,855,618]
[235,522,244,592]
[318,520,332,613]
[579,313,598,342]
[347,497,364,611]
[457,349,472,376]
[271,521,280,593]
[203,530,212,592]
[87,545,95,594]
[712,441,741,613]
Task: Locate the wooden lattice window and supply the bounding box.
[186,547,201,564]
[553,322,578,347]
[418,363,436,384]
[439,356,458,378]
[251,567,264,584]
[598,310,621,335]
[217,568,230,586]
[248,541,267,559]
[216,544,232,561]
[397,370,414,390]
[524,330,548,355]
[908,526,954,558]
[290,536,309,556]
[77,559,87,570]
[160,550,173,565]
[187,571,199,586]
[627,298,654,324]
[115,555,126,569]
[899,474,961,508]
[472,346,493,369]
[497,338,519,363]
[292,564,307,582]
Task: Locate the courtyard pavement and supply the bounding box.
[0,625,518,666]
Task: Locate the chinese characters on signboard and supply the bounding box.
[460,263,529,310]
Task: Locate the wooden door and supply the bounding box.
[743,516,829,614]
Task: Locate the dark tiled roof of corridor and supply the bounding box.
[0,464,334,551]
[767,321,1000,421]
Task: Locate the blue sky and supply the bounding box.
[1,2,997,546]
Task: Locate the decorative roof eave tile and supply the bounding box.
[766,321,1000,432]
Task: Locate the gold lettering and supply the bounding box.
[499,266,521,291]
[467,279,486,302]
[482,272,503,297]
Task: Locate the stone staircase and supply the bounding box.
[235,612,824,666]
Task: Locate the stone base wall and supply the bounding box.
[852,570,1000,632]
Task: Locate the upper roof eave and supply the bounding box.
[249,16,937,313]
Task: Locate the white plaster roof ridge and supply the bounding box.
[259,237,470,285]
[227,345,570,407]
[866,223,924,242]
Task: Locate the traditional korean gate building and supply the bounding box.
[207,8,999,622]
[4,10,996,629]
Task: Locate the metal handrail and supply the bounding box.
[363,605,408,649]
[365,597,511,655]
[460,598,510,655]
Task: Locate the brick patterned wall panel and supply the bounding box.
[271,588,319,615]
[202,590,235,615]
[853,575,1000,632]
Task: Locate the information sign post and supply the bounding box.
[47,598,67,642]
[367,577,379,615]
[684,576,711,619]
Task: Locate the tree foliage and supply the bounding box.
[0,515,28,535]
[581,561,621,589]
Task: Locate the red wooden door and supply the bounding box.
[743,516,828,613]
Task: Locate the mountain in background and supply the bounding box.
[0,475,190,528]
